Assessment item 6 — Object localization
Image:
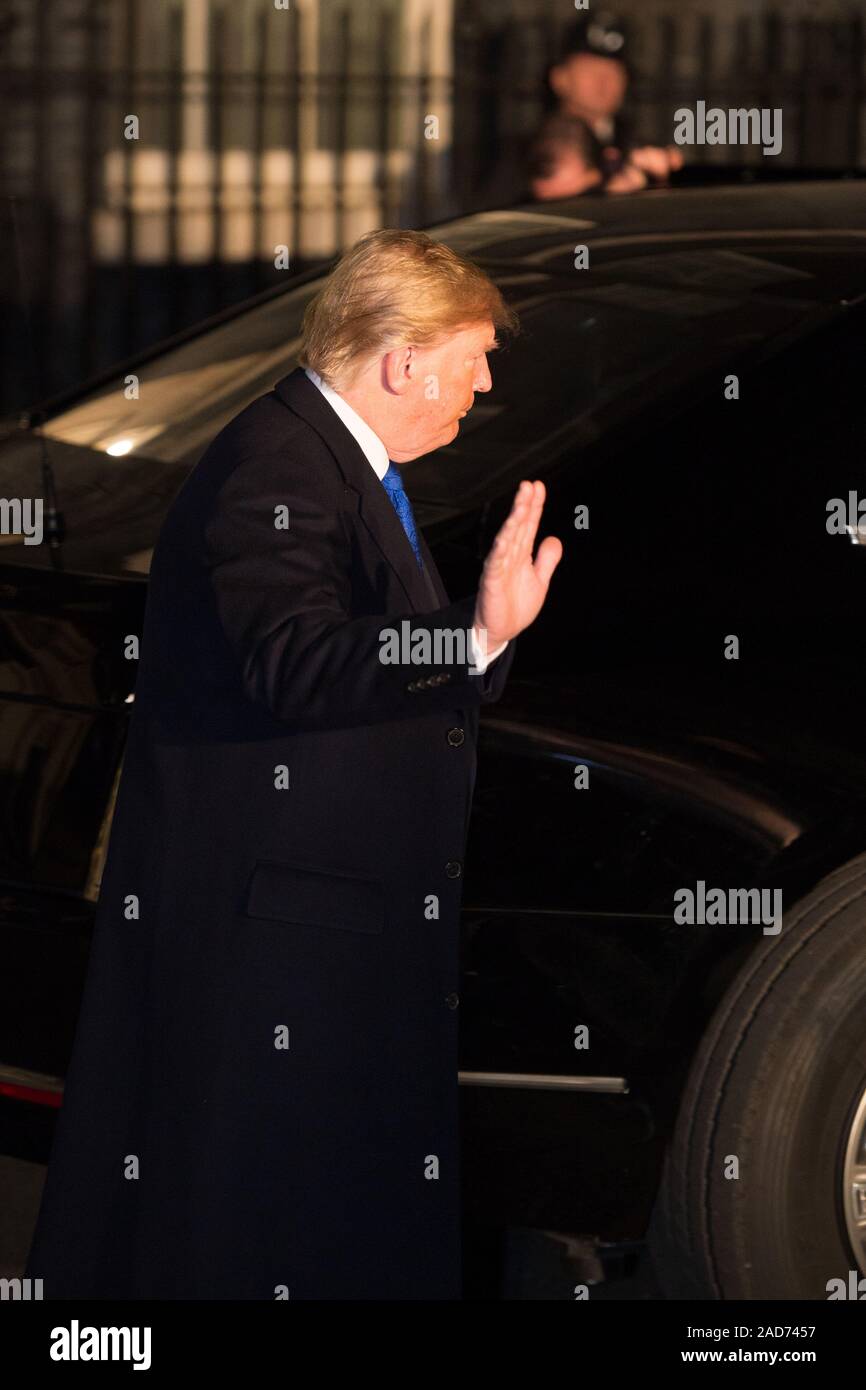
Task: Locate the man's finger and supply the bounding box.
[492,481,533,564]
[490,505,521,566]
[516,480,545,560]
[486,495,523,570]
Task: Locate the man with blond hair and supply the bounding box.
[27,229,561,1301]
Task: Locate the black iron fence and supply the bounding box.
[1,0,864,416]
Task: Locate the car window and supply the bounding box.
[0,249,838,575]
[37,280,321,464]
[36,252,827,493]
[510,234,866,304]
[402,286,826,519]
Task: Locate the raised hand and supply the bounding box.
[473,480,562,652]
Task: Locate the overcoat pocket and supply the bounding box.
[241,858,384,935]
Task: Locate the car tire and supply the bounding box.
[647,850,866,1299]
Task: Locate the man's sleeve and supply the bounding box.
[201,446,514,731]
[478,638,515,702]
[469,629,508,675]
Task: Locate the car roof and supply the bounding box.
[428,180,866,261]
[18,179,866,430]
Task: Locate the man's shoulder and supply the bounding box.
[155,377,342,559]
[187,380,339,497]
[205,381,324,465]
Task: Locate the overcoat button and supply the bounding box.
[446,727,465,746]
[445,992,460,1009]
[445,861,462,878]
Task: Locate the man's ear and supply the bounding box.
[382,344,415,395]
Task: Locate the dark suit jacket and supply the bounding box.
[26,365,515,1300]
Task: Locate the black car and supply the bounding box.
[2,178,866,1300]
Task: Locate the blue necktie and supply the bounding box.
[381,463,423,569]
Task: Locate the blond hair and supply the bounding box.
[297,228,519,390]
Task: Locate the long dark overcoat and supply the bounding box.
[26,366,514,1300]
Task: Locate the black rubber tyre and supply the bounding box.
[648,851,866,1299]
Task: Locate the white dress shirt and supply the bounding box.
[304,366,507,674]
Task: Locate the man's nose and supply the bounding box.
[474,356,493,392]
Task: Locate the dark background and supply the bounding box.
[1,0,865,417]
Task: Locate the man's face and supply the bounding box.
[387,320,497,463]
[552,52,627,121]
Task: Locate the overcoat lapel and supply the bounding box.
[274,367,447,612]
[416,528,449,607]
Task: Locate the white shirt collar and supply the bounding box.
[304,367,391,481]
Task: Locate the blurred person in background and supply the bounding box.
[528,112,674,202]
[476,11,682,209]
[542,12,684,189]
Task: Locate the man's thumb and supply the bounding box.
[533,535,563,588]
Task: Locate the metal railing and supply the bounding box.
[1,1,864,414]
